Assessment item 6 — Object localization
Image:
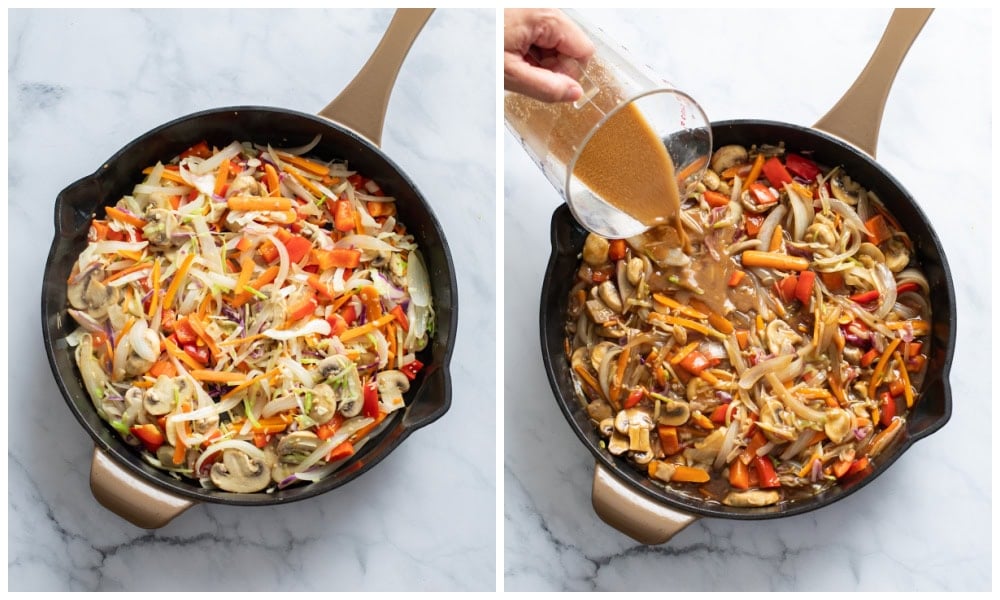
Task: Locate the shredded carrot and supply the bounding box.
[222,368,281,400]
[348,411,388,444]
[339,313,396,342]
[227,196,293,212]
[669,341,700,365]
[163,336,202,371]
[118,249,144,262]
[162,252,196,310]
[217,332,268,348]
[699,370,720,386]
[611,345,630,406]
[674,155,708,185]
[231,265,279,308]
[147,259,161,318]
[652,293,707,319]
[769,224,784,252]
[869,338,902,398]
[213,159,231,196]
[263,163,281,196]
[650,313,721,339]
[671,465,711,483]
[573,364,605,404]
[328,291,356,314]
[728,270,745,287]
[231,257,254,302]
[744,152,766,189]
[106,206,147,228]
[102,261,152,284]
[277,151,331,177]
[142,166,188,186]
[741,250,809,271]
[894,351,915,408]
[286,166,327,200]
[189,369,247,384]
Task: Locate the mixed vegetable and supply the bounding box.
[566,143,929,507]
[67,137,433,493]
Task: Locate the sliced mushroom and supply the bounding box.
[142,208,179,246]
[883,237,910,273]
[702,169,722,191]
[586,400,613,423]
[276,432,321,463]
[598,417,616,437]
[122,325,160,377]
[722,489,781,507]
[598,281,624,314]
[210,449,271,493]
[585,298,616,325]
[758,397,798,441]
[830,172,864,206]
[227,174,263,196]
[607,432,629,455]
[317,355,363,417]
[308,383,337,425]
[657,398,691,427]
[614,408,653,453]
[631,449,654,465]
[626,257,645,286]
[68,267,118,319]
[143,375,191,416]
[766,320,803,356]
[588,342,616,372]
[582,233,610,266]
[824,408,854,444]
[596,323,628,338]
[709,145,748,174]
[377,369,410,411]
[856,242,886,269]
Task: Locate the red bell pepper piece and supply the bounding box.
[785,153,821,181]
[623,387,644,409]
[362,378,379,419]
[333,199,355,232]
[762,157,793,188]
[340,304,358,326]
[860,348,879,368]
[184,343,209,366]
[846,456,871,476]
[400,359,424,380]
[608,239,627,261]
[326,440,355,462]
[347,174,368,188]
[391,305,409,332]
[174,318,198,345]
[312,248,362,270]
[678,350,710,375]
[703,190,730,208]
[180,140,212,160]
[895,282,920,295]
[754,455,781,488]
[131,424,165,452]
[795,270,816,305]
[287,293,318,322]
[880,392,896,427]
[710,403,730,424]
[282,235,312,264]
[748,182,778,207]
[326,314,349,338]
[849,290,880,304]
[777,275,799,304]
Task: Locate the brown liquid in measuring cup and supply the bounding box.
[572,101,682,233]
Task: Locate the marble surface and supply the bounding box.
[503,8,991,591]
[8,9,495,591]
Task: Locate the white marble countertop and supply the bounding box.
[8,8,495,591]
[503,8,990,591]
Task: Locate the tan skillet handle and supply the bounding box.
[90,447,194,529]
[318,8,434,148]
[592,463,697,545]
[813,8,932,158]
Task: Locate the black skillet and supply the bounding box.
[540,9,954,544]
[41,9,457,528]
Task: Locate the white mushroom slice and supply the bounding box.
[308,383,337,425]
[607,432,629,455]
[210,449,271,493]
[143,375,191,416]
[722,489,781,507]
[68,267,119,319]
[277,432,321,463]
[582,233,610,266]
[598,281,624,314]
[317,355,363,417]
[824,408,854,444]
[376,370,410,411]
[709,145,748,174]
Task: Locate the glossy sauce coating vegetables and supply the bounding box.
[566,143,930,507]
[66,138,434,493]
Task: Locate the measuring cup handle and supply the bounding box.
[813,8,932,158]
[318,8,433,147]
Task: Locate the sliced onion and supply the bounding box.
[785,183,812,242]
[262,319,331,340]
[756,204,787,247]
[872,263,897,320]
[738,354,794,389]
[168,394,243,425]
[128,320,158,362]
[261,394,299,418]
[371,270,407,303]
[336,234,398,253]
[765,373,826,422]
[714,420,740,470]
[133,184,192,196]
[183,141,243,176]
[90,240,149,255]
[279,357,317,387]
[598,346,622,400]
[294,416,374,473]
[407,251,431,307]
[68,309,105,333]
[194,439,266,475]
[264,233,290,291]
[780,428,817,460]
[828,199,868,232]
[273,134,321,156]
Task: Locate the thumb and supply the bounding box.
[504,57,583,103]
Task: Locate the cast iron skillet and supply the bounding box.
[41,9,457,528]
[540,9,954,544]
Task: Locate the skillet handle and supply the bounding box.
[813,8,932,158]
[318,8,434,147]
[90,447,194,529]
[591,464,697,545]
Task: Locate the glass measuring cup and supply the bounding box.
[504,11,712,239]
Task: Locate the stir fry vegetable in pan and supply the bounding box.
[67,138,434,493]
[566,143,929,507]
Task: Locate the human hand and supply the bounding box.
[503,9,596,103]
